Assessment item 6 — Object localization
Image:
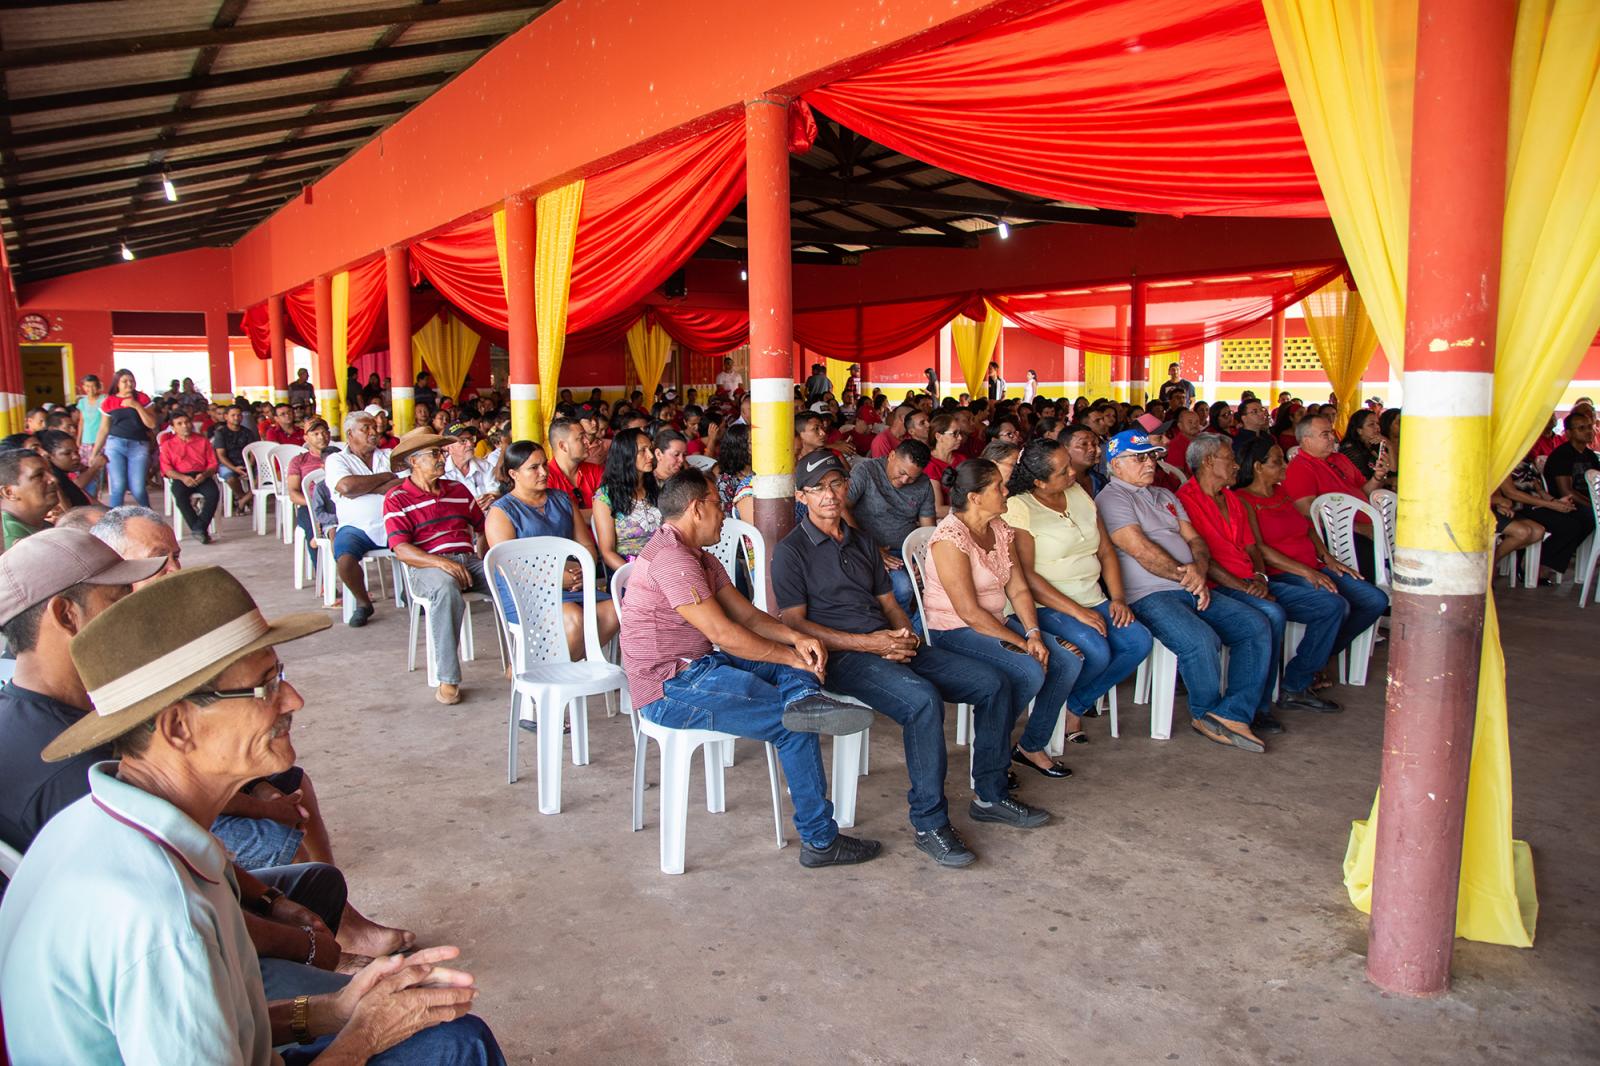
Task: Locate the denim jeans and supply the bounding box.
[283,1014,506,1066]
[1272,569,1389,660]
[406,554,490,686]
[1034,601,1153,715]
[256,861,352,1002]
[825,643,1010,831]
[103,435,150,507]
[1129,589,1271,725]
[1213,585,1342,712]
[642,650,837,847]
[884,552,919,626]
[926,624,1044,801]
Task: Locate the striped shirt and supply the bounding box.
[621,524,732,708]
[382,477,484,556]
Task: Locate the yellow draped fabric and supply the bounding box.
[492,208,509,293]
[1297,273,1381,433]
[533,180,584,444]
[412,307,480,406]
[1279,0,1600,948]
[950,301,1003,399]
[625,317,672,405]
[330,271,351,431]
[825,357,854,398]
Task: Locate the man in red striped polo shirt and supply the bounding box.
[383,428,488,705]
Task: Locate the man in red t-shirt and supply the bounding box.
[1282,414,1387,516]
[258,403,306,446]
[546,416,603,514]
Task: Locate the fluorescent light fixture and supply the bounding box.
[119,242,135,261]
[740,267,748,282]
[997,219,1011,240]
[162,174,178,202]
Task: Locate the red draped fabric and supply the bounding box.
[989,264,1343,354]
[650,304,750,356]
[275,257,391,361]
[804,0,1324,218]
[407,217,507,329]
[794,295,979,362]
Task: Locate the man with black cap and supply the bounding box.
[774,453,1024,868]
[0,565,505,1062]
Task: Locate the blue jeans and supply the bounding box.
[1034,601,1153,716]
[1129,589,1271,725]
[825,643,1010,831]
[1214,586,1342,713]
[926,622,1047,801]
[333,525,383,561]
[642,651,837,848]
[1271,569,1389,661]
[102,435,149,507]
[284,1014,505,1065]
[884,551,919,627]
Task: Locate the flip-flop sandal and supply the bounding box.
[1064,730,1089,745]
[1193,717,1265,753]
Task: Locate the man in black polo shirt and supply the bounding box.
[211,403,257,513]
[771,454,1030,869]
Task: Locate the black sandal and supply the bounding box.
[1064,730,1089,744]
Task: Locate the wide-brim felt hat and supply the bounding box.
[44,566,330,762]
[389,428,457,465]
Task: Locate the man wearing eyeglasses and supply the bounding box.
[1098,430,1273,755]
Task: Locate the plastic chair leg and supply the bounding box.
[722,737,736,767]
[764,742,786,849]
[955,701,970,746]
[1045,699,1066,757]
[506,689,522,785]
[1150,645,1177,740]
[1106,687,1120,740]
[859,727,870,775]
[570,697,590,766]
[1135,655,1152,705]
[703,741,727,814]
[535,694,563,815]
[631,729,647,832]
[831,732,863,829]
[659,735,696,874]
[1346,627,1376,687]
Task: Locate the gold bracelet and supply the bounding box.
[290,994,313,1044]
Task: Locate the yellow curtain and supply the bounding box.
[625,316,672,404]
[1280,0,1600,948]
[330,270,351,431]
[1297,273,1381,433]
[534,180,584,444]
[825,356,854,398]
[411,307,480,406]
[492,208,509,293]
[950,301,1003,398]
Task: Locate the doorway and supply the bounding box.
[20,343,73,408]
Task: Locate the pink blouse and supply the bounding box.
[921,513,1014,632]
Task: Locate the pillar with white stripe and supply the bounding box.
[745,95,797,565]
[504,194,540,443]
[384,245,415,433]
[1367,0,1512,997]
[312,274,340,432]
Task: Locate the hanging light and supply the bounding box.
[997,219,1011,240]
[740,266,748,282]
[119,242,135,261]
[162,173,178,202]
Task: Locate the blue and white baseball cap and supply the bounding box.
[1105,429,1166,460]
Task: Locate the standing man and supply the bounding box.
[74,374,105,497]
[324,411,400,627]
[286,367,316,408]
[804,363,832,403]
[715,356,743,397]
[210,404,257,514]
[1158,362,1197,410]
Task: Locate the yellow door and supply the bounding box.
[1084,350,1112,400]
[21,344,70,407]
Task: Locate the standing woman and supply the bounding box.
[591,426,662,570]
[486,440,618,661]
[923,459,1081,790]
[91,368,157,507]
[1005,439,1152,743]
[985,361,1006,403]
[1022,369,1039,405]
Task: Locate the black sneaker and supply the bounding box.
[799,833,882,868]
[969,795,1051,829]
[782,695,874,736]
[1279,689,1341,712]
[1254,711,1286,735]
[915,824,977,868]
[198,531,213,545]
[347,603,374,628]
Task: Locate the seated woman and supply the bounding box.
[1232,437,1390,690]
[1178,435,1343,727]
[286,418,338,565]
[978,438,1020,490]
[716,422,755,523]
[924,412,967,514]
[591,426,662,571]
[923,460,1081,785]
[1005,439,1152,743]
[486,440,619,661]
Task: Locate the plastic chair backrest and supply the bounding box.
[485,537,603,670]
[1370,489,1398,561]
[1158,460,1188,486]
[301,469,328,539]
[0,837,20,878]
[706,517,767,611]
[243,441,276,490]
[269,445,305,494]
[1586,470,1600,526]
[611,562,633,634]
[901,526,937,641]
[1312,492,1389,586]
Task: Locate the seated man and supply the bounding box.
[35,429,94,509]
[1097,430,1274,754]
[845,438,935,619]
[383,428,490,706]
[774,455,1040,868]
[210,403,258,512]
[261,402,307,445]
[0,565,503,1063]
[621,468,880,868]
[1283,412,1388,577]
[442,422,497,507]
[158,409,222,542]
[324,411,401,627]
[0,444,61,548]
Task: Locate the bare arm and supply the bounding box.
[676,591,817,677]
[483,505,515,548]
[928,539,1025,648]
[591,496,627,570]
[335,472,401,497]
[779,599,917,661]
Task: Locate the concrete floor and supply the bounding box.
[204,511,1598,1065]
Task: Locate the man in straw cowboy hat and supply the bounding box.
[383,426,490,706]
[0,565,505,1063]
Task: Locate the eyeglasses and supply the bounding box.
[188,664,287,707]
[1122,453,1160,465]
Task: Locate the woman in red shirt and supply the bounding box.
[1234,437,1390,696]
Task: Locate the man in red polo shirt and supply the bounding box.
[383,428,487,706]
[258,403,305,446]
[1283,414,1389,514]
[545,416,603,515]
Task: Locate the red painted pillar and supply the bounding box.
[1366,0,1513,997]
[1269,309,1286,405]
[385,245,415,433]
[312,275,338,430]
[1129,280,1148,405]
[203,310,232,402]
[505,195,538,441]
[267,294,289,405]
[1113,299,1131,402]
[745,95,796,558]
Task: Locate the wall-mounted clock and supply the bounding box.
[17,313,49,342]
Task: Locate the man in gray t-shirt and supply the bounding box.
[1099,429,1272,752]
[846,439,934,617]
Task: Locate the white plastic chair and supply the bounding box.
[1158,460,1188,486]
[1370,489,1397,563]
[0,837,20,879]
[703,517,780,766]
[165,475,228,539]
[269,444,305,544]
[1132,640,1179,740]
[242,441,279,535]
[401,562,493,689]
[1577,471,1600,607]
[613,563,786,874]
[1310,492,1388,685]
[487,539,626,815]
[293,469,327,593]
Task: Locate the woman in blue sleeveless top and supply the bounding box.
[484,439,618,662]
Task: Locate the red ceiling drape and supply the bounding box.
[407,217,506,330]
[795,295,980,362]
[804,0,1324,218]
[650,304,751,356]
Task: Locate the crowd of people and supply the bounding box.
[1,359,1594,1059]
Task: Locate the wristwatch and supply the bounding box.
[290,994,314,1044]
[250,885,285,916]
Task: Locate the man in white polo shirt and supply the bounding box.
[322,411,399,627]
